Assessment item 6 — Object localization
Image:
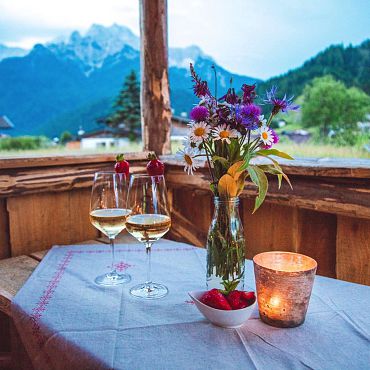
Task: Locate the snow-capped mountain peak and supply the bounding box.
[169,45,213,68]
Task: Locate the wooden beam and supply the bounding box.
[165,165,370,220]
[140,0,172,155]
[0,161,147,197]
[0,199,10,259]
[162,156,370,179]
[0,151,150,170]
[336,216,370,285]
[7,189,99,257]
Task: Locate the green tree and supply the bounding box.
[60,131,73,144]
[302,75,370,140]
[105,70,141,141]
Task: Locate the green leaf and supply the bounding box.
[210,183,218,195]
[256,149,294,160]
[257,164,282,175]
[212,155,229,169]
[277,174,282,189]
[238,151,253,172]
[247,165,268,213]
[257,164,292,190]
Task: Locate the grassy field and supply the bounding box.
[0,140,369,159]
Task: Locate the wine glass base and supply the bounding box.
[130,282,169,299]
[95,272,131,286]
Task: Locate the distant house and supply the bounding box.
[282,129,311,144]
[171,115,189,141]
[0,115,14,137]
[79,128,130,150]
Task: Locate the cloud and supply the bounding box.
[0,0,369,78]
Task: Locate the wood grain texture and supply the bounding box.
[140,0,172,155]
[163,156,370,178]
[294,209,337,278]
[28,239,106,261]
[165,165,370,219]
[0,312,10,353]
[0,152,150,169]
[7,189,99,257]
[167,189,212,247]
[336,216,370,285]
[0,256,38,316]
[0,161,147,197]
[0,199,10,259]
[243,199,297,259]
[10,321,34,370]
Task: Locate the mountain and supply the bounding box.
[0,24,259,137]
[0,44,28,61]
[47,23,140,76]
[257,40,370,98]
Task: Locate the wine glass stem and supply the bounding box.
[146,242,153,285]
[110,237,117,274]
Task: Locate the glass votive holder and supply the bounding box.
[253,251,317,328]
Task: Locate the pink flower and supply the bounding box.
[262,129,279,149]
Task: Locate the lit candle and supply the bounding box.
[253,251,317,328]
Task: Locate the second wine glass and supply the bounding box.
[126,174,171,299]
[90,172,131,286]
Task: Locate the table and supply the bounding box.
[10,238,370,370]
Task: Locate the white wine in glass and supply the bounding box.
[90,172,131,286]
[126,174,171,299]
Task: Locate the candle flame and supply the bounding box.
[270,296,281,307]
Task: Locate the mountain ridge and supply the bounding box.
[0,24,368,137]
[0,24,259,137]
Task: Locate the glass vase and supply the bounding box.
[206,197,246,290]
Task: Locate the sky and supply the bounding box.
[0,0,369,79]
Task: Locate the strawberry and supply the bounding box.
[146,153,165,176]
[226,290,256,310]
[114,154,129,177]
[200,289,232,310]
[243,291,256,304]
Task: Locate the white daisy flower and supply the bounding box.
[189,121,211,143]
[259,115,267,126]
[259,125,274,146]
[212,124,239,144]
[176,148,199,175]
[182,137,200,153]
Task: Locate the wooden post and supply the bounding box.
[140,0,172,155]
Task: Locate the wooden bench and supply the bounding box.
[0,237,128,369]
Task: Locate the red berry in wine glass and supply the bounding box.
[114,154,130,177]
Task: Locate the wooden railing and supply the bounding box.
[0,153,369,285]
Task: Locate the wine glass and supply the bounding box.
[126,174,171,299]
[90,172,132,286]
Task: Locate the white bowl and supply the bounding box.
[188,290,256,328]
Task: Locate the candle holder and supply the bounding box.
[253,251,317,328]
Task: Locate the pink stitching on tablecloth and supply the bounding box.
[30,250,73,349]
[72,247,196,254]
[29,246,195,349]
[107,261,133,271]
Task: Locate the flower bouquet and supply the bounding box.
[178,64,299,290]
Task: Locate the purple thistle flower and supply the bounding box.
[190,63,210,98]
[262,129,279,149]
[235,104,261,130]
[190,106,209,122]
[241,84,257,104]
[264,86,300,115]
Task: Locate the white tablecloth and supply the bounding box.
[12,239,370,370]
